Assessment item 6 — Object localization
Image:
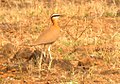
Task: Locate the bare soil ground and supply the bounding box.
[0,0,120,84]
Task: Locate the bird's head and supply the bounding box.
[51,14,61,20]
[51,14,62,25]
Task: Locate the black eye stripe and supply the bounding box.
[51,15,60,18]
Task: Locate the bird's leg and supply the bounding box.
[39,50,43,70]
[42,51,46,58]
[39,45,45,71]
[48,45,52,70]
[43,45,46,57]
[39,45,46,70]
[42,45,47,64]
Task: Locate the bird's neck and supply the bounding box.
[52,20,59,26]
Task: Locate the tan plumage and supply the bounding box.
[32,14,61,70]
[34,25,60,45]
[33,14,61,45]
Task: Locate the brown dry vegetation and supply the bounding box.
[0,0,120,84]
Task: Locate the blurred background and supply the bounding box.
[0,0,120,83]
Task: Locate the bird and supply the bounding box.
[32,14,61,70]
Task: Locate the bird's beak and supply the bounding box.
[60,15,64,17]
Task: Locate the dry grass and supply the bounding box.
[0,0,120,84]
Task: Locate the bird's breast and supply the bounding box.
[34,26,60,45]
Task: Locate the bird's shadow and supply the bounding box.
[11,48,73,71]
